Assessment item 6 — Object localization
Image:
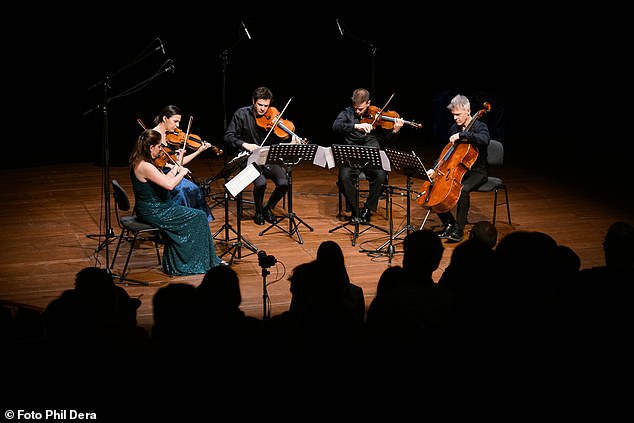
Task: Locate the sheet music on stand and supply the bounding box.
[258,143,320,244]
[331,144,386,170]
[383,148,430,181]
[225,163,262,197]
[265,143,319,166]
[247,146,269,166]
[205,152,250,184]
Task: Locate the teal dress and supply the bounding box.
[131,170,222,276]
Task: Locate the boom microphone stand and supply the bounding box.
[83,39,174,284]
[85,76,117,253]
[336,18,378,100]
[220,20,251,131]
[207,21,252,214]
[85,39,168,254]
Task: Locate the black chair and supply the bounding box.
[474,140,512,227]
[110,179,164,283]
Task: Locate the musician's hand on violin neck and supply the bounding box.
[393,117,405,132]
[291,135,307,144]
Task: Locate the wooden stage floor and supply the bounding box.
[1,152,631,333]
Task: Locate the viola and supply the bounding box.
[360,105,422,130]
[255,106,307,143]
[166,128,223,155]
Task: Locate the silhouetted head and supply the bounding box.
[469,221,498,249]
[198,265,242,309]
[603,221,634,269]
[402,229,444,277]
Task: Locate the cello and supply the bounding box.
[416,102,491,213]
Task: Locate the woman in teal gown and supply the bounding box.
[129,129,223,276]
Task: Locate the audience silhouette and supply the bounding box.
[316,240,366,324]
[265,259,365,367]
[7,220,632,411]
[366,229,454,358]
[44,267,150,357]
[196,265,264,361]
[567,221,634,355]
[151,282,200,354]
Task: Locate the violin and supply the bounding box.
[153,145,179,169]
[165,128,223,155]
[360,105,422,130]
[255,106,307,143]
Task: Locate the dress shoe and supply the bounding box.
[445,228,464,243]
[263,208,276,224]
[438,223,455,239]
[254,213,265,225]
[359,206,371,223]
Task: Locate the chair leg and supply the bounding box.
[154,241,162,265]
[337,180,343,215]
[120,233,140,278]
[503,187,512,227]
[492,190,498,225]
[110,230,127,269]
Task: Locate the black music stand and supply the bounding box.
[328,144,389,246]
[204,154,255,214]
[385,148,430,238]
[204,153,248,209]
[258,143,319,244]
[211,155,258,265]
[362,148,430,259]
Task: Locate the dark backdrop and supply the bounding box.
[8,7,631,206]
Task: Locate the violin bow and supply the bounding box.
[178,115,194,164]
[372,92,395,126]
[260,97,293,147]
[137,118,147,130]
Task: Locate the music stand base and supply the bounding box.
[220,239,258,265]
[259,212,313,244]
[329,218,388,246]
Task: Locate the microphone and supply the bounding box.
[336,18,344,36]
[241,20,252,40]
[164,59,175,74]
[155,38,166,55]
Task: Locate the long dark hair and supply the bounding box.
[129,129,162,169]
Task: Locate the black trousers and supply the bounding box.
[338,167,387,215]
[252,164,288,213]
[437,170,487,232]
